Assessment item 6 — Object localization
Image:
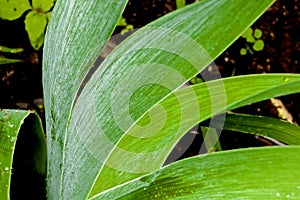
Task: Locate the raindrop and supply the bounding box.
[4,167,9,171]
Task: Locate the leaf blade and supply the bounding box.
[59,0,275,196]
[95,74,300,193]
[92,146,300,199]
[43,0,128,198]
[203,113,300,145]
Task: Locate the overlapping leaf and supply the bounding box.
[92,74,300,195]
[42,1,129,198]
[92,146,300,199]
[202,113,300,145]
[44,0,278,198]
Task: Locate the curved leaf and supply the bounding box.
[92,146,300,199]
[94,74,300,194]
[0,110,46,200]
[42,0,128,198]
[61,0,275,198]
[202,113,300,145]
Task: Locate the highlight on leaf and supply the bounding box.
[2,0,300,199]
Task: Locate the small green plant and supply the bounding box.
[240,27,265,55]
[0,0,54,50]
[117,16,134,35]
[189,76,203,84]
[1,0,300,199]
[0,45,23,64]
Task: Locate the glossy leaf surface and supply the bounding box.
[43,0,276,198]
[93,74,300,194]
[93,146,300,199]
[42,0,129,198]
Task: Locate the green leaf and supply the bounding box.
[241,27,252,38]
[253,39,265,51]
[43,0,129,199]
[240,48,247,55]
[46,11,52,20]
[0,46,23,53]
[204,113,300,145]
[0,57,22,64]
[92,146,300,199]
[200,126,222,152]
[25,10,47,50]
[55,0,275,197]
[254,28,263,38]
[32,0,55,12]
[92,74,300,195]
[44,0,275,198]
[176,0,186,9]
[117,17,127,26]
[0,0,31,20]
[189,77,203,84]
[246,35,255,43]
[0,110,46,200]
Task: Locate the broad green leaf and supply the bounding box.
[92,146,300,199]
[32,0,54,12]
[0,46,23,53]
[0,110,46,200]
[93,74,300,194]
[57,0,274,197]
[203,113,300,145]
[0,0,31,20]
[43,1,128,199]
[25,10,47,50]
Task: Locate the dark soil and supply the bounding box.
[0,0,299,198]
